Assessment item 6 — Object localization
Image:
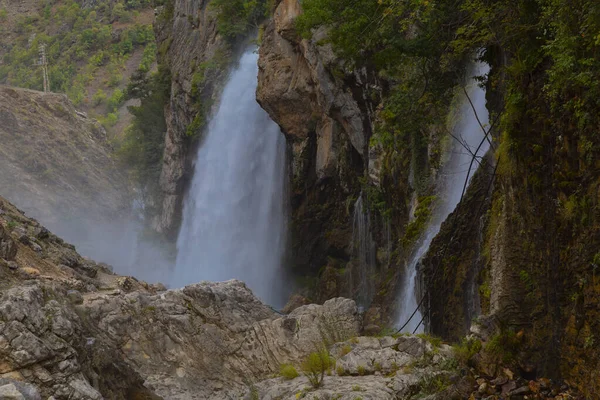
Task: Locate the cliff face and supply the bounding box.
[0,85,129,230]
[420,50,600,395]
[152,0,228,238]
[256,0,383,283]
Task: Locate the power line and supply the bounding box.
[37,44,50,93]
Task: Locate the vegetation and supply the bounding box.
[116,65,170,206]
[301,349,334,388]
[209,0,271,40]
[484,328,522,364]
[402,196,436,247]
[413,373,451,397]
[453,337,482,367]
[279,364,299,380]
[0,0,157,131]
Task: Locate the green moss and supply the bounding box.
[485,328,521,364]
[453,337,482,366]
[402,196,436,247]
[416,333,443,348]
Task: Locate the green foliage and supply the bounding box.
[485,328,521,364]
[453,337,482,366]
[416,333,443,349]
[186,51,229,138]
[279,364,299,380]
[340,344,352,356]
[112,2,132,22]
[99,112,119,129]
[139,42,157,72]
[107,89,125,112]
[0,8,7,22]
[117,65,170,204]
[414,373,451,397]
[0,0,155,110]
[92,89,107,106]
[402,196,436,247]
[209,0,269,40]
[301,349,334,388]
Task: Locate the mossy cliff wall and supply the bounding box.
[421,47,600,396]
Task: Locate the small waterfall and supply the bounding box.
[349,193,376,309]
[396,61,491,332]
[171,49,287,307]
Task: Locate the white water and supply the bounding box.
[396,62,490,333]
[171,50,287,307]
[349,193,376,309]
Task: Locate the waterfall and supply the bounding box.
[349,193,376,309]
[171,49,287,307]
[396,61,491,332]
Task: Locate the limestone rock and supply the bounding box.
[0,379,41,400]
[0,224,17,261]
[250,334,457,400]
[0,384,25,400]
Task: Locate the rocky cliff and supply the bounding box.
[151,0,229,238]
[0,85,129,230]
[256,0,389,293]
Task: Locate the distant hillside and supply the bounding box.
[0,0,160,137]
[0,85,130,226]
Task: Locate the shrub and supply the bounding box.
[485,329,521,363]
[453,337,482,366]
[301,349,333,388]
[99,112,119,128]
[107,89,125,111]
[279,364,299,380]
[209,0,269,40]
[340,344,352,356]
[416,333,443,349]
[92,89,107,106]
[0,8,7,21]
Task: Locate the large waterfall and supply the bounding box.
[396,62,491,333]
[171,50,287,307]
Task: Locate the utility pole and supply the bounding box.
[38,44,50,93]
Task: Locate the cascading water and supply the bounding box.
[171,49,287,307]
[349,193,376,309]
[396,61,491,333]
